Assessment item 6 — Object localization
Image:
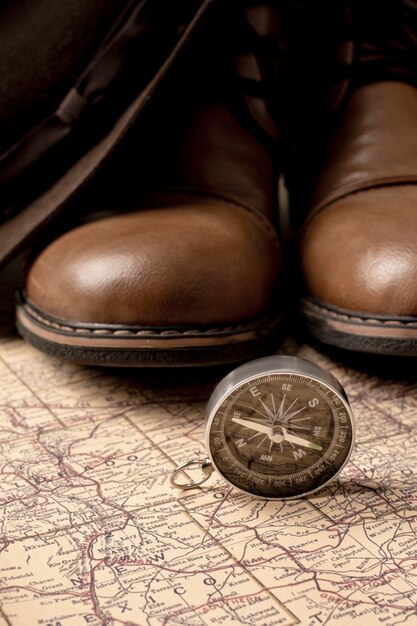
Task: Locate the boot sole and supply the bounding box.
[301,298,417,357]
[16,298,283,367]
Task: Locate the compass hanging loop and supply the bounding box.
[170,458,214,489]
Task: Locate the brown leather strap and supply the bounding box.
[0,0,213,268]
[0,0,211,222]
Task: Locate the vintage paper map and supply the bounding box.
[0,263,416,626]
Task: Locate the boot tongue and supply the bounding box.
[353,0,417,87]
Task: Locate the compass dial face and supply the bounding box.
[207,373,354,499]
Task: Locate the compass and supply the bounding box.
[170,356,355,499]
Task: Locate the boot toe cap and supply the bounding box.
[25,200,281,328]
[301,187,417,317]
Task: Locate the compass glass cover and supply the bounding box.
[208,373,353,499]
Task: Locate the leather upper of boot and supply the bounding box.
[301,81,417,317]
[300,0,417,318]
[26,194,280,327]
[24,4,285,329]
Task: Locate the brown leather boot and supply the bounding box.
[17,2,289,367]
[299,0,417,356]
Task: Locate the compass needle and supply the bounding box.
[231,417,272,436]
[280,426,322,450]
